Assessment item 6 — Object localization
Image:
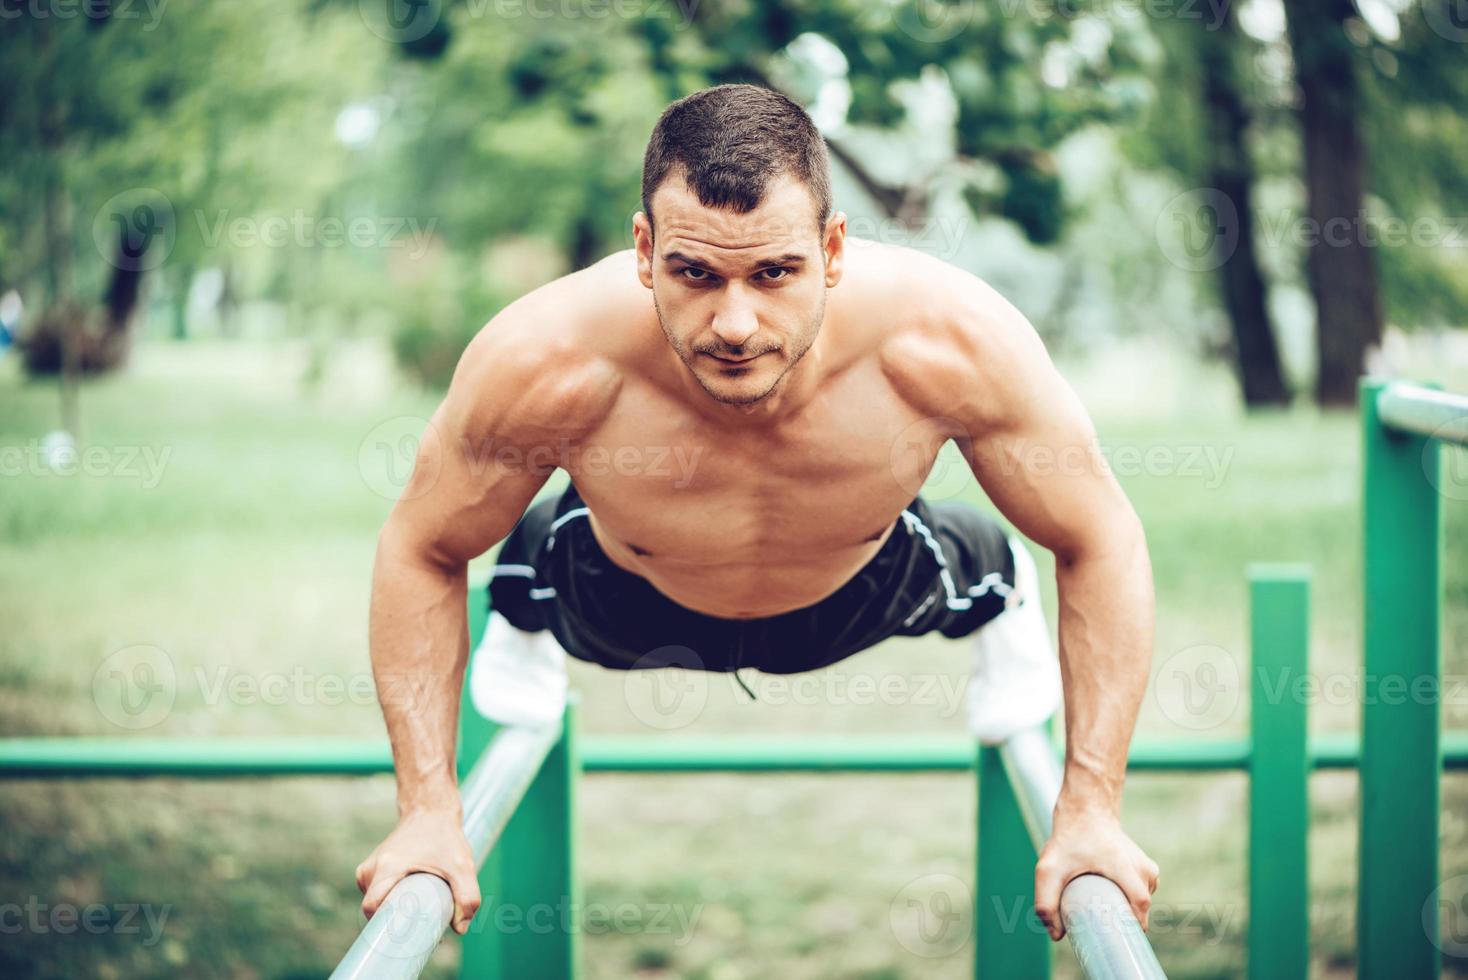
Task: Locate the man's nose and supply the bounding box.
[710,295,759,348]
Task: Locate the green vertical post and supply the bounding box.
[975,743,1050,978]
[459,580,497,770]
[459,583,501,977]
[1358,379,1442,980]
[1248,567,1311,980]
[498,695,580,979]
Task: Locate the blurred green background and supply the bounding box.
[2,0,1467,977]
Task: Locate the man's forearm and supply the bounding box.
[1052,522,1154,818]
[369,531,471,817]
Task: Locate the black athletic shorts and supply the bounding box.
[487,481,1016,676]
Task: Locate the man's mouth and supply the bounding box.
[703,351,769,364]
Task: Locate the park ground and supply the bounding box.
[1,337,1465,979]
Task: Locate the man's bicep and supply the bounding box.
[381,400,551,569]
[379,318,561,568]
[378,305,619,568]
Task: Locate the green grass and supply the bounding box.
[1,337,1465,978]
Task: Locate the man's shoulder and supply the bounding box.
[470,249,652,362]
[841,238,1012,346]
[844,239,1050,426]
[449,251,652,441]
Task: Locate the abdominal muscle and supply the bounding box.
[586,513,898,620]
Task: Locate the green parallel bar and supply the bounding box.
[975,743,1050,979]
[1359,378,1442,980]
[1247,568,1311,980]
[496,696,579,980]
[4,734,1468,777]
[0,737,396,776]
[1376,382,1468,446]
[583,736,1239,772]
[460,583,502,977]
[460,580,496,771]
[1311,732,1467,769]
[581,734,976,771]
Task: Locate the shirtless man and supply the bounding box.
[356,83,1159,947]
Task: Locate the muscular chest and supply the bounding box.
[562,372,947,563]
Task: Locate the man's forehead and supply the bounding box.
[651,176,819,261]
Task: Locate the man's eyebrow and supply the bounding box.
[757,252,808,266]
[661,250,808,269]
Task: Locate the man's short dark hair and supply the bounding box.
[641,83,832,234]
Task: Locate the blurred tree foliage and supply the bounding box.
[1,1,385,348]
[1134,0,1468,404]
[2,0,1465,402]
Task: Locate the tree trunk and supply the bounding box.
[1284,0,1383,406]
[570,215,600,272]
[37,23,81,436]
[102,221,148,332]
[1199,5,1291,406]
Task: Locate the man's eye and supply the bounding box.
[680,267,712,282]
[758,267,792,282]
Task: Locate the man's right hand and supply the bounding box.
[355,808,482,935]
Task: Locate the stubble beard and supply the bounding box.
[653,289,825,406]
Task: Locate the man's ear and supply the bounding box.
[822,210,847,288]
[633,212,654,289]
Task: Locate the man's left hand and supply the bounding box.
[1033,805,1159,942]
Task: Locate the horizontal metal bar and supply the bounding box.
[328,722,561,980]
[0,737,396,777]
[1000,727,1168,980]
[2,733,1466,777]
[1377,383,1468,445]
[580,734,977,771]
